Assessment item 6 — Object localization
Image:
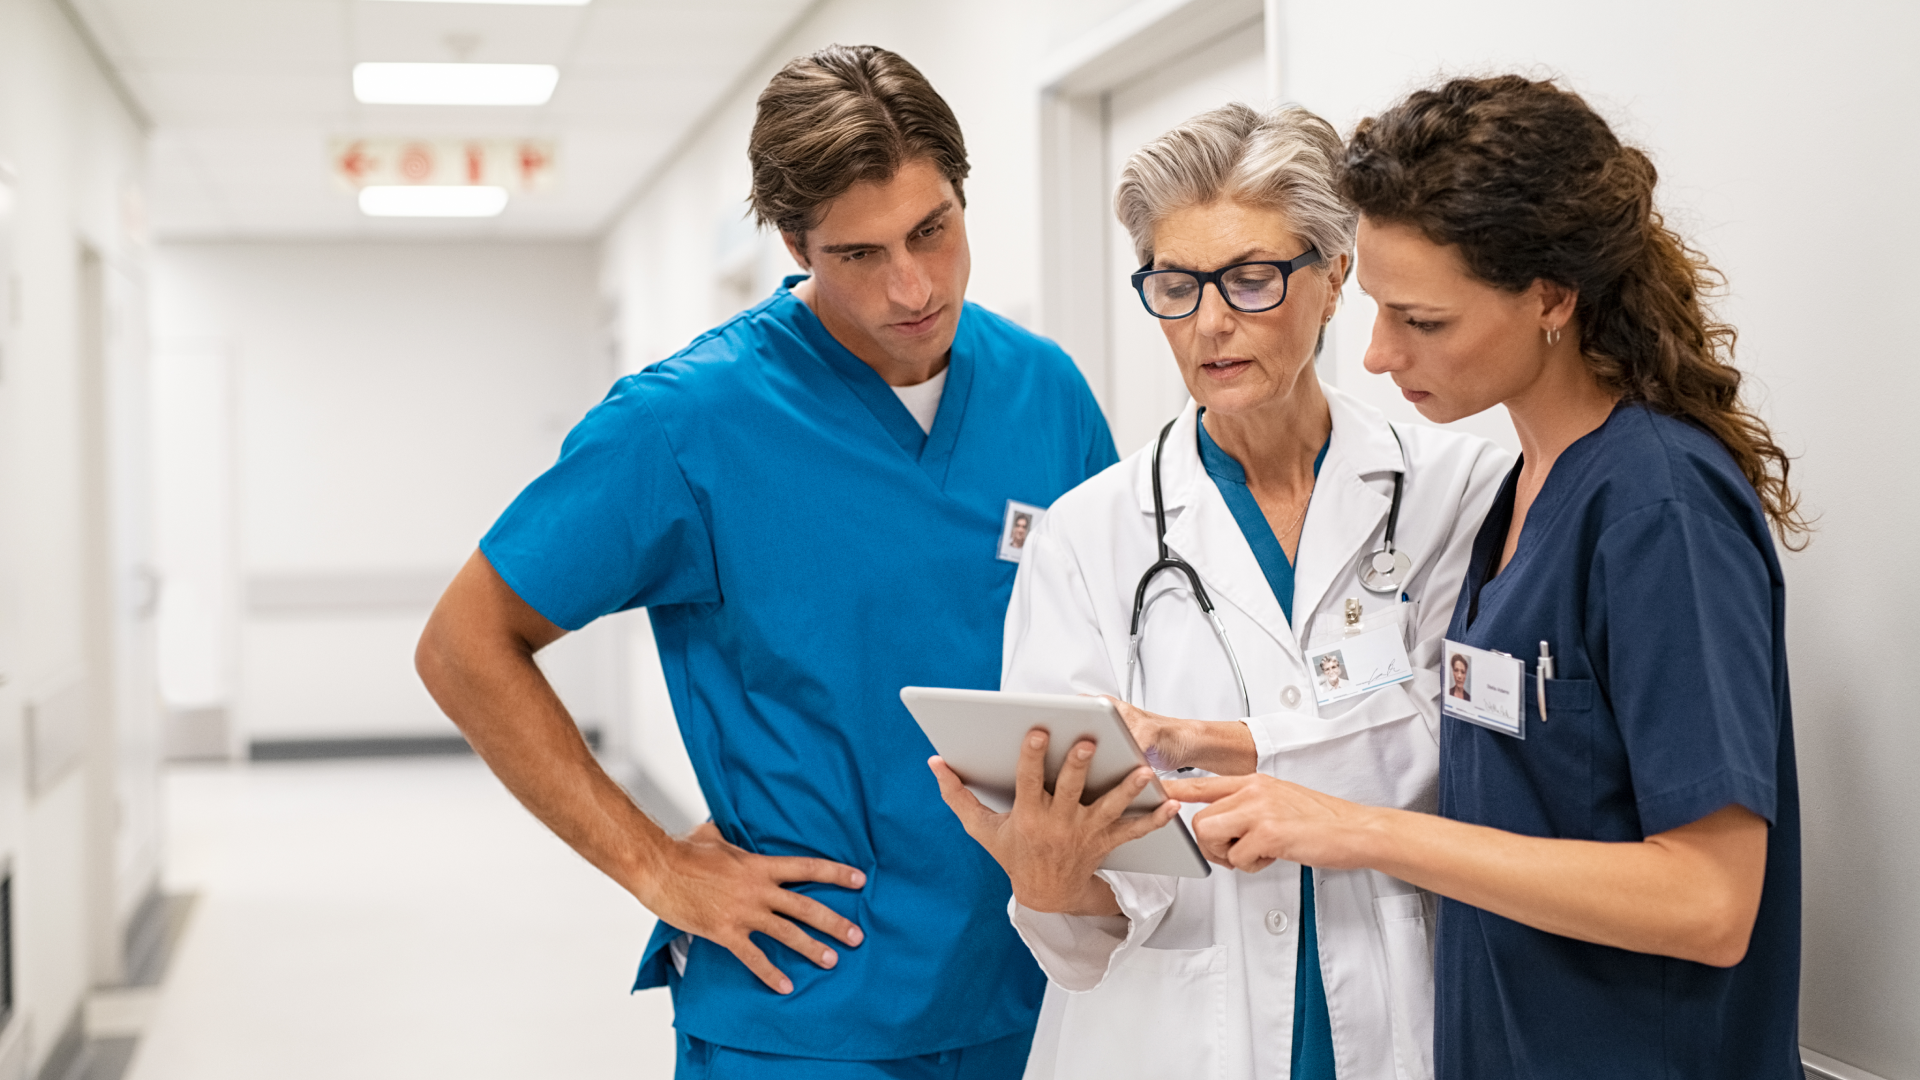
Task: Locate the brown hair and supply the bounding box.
[748,45,969,242]
[1340,75,1807,546]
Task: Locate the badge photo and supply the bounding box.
[997,500,1045,563]
[1441,639,1526,738]
[1305,624,1413,706]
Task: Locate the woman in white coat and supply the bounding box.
[930,104,1510,1080]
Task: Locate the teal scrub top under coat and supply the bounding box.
[480,278,1118,1060]
[1196,413,1334,1080]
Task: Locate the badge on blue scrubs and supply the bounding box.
[1441,639,1527,738]
[997,500,1045,562]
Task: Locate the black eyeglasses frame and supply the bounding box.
[1129,247,1325,320]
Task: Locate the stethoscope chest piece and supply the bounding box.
[1360,545,1411,595]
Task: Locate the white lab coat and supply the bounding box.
[1003,386,1512,1080]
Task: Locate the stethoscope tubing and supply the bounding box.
[1124,414,1410,720]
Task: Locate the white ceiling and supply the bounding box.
[70,0,817,239]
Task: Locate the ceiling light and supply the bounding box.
[358,186,509,217]
[367,0,588,5]
[352,63,559,106]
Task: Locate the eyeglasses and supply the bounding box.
[1130,247,1323,320]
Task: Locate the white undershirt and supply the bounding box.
[890,366,948,434]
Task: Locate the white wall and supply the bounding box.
[149,241,627,746]
[0,0,156,1072]
[1272,4,1920,1074]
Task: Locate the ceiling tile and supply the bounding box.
[73,0,818,238]
[350,2,588,63]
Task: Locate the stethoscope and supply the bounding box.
[1123,416,1412,717]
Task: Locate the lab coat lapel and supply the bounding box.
[1291,388,1404,632]
[1149,403,1298,649]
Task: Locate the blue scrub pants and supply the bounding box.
[674,1029,1034,1080]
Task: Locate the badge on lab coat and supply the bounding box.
[997,500,1045,562]
[1306,623,1414,706]
[1441,639,1526,738]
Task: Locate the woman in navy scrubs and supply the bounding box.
[1165,75,1809,1079]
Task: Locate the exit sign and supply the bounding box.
[329,138,556,191]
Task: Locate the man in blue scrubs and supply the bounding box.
[416,45,1116,1079]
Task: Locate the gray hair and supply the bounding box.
[1114,102,1356,269]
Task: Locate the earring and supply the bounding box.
[1545,325,1562,347]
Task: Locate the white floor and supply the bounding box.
[124,757,680,1080]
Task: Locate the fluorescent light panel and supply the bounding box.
[353,63,559,105]
[368,0,589,5]
[359,186,509,217]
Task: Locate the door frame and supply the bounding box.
[1036,0,1280,412]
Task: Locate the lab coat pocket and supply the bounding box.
[1374,892,1436,1080]
[1053,944,1227,1080]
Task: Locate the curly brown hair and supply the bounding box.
[748,45,969,242]
[1340,75,1808,547]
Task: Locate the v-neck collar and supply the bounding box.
[1465,401,1631,626]
[774,275,976,488]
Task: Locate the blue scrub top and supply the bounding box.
[1196,414,1334,1080]
[481,278,1118,1060]
[1438,403,1800,1079]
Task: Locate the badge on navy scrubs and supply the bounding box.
[1441,639,1527,738]
[997,500,1045,563]
[1306,600,1415,706]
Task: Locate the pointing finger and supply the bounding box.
[1161,774,1257,805]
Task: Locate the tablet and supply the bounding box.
[901,686,1210,879]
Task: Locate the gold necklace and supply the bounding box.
[1279,479,1316,545]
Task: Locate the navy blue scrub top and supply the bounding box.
[481,278,1118,1060]
[1197,414,1334,1080]
[1437,403,1801,1080]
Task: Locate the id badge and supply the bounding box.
[1304,602,1415,707]
[1441,639,1527,738]
[997,500,1045,563]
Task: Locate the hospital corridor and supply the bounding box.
[0,0,1915,1078]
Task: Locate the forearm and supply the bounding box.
[1154,717,1257,775]
[417,618,673,898]
[1354,805,1762,966]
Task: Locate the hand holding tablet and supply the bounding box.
[905,688,1211,912]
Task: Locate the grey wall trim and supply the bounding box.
[595,0,830,232]
[49,0,153,133]
[0,1001,22,1080]
[33,1005,82,1080]
[1039,0,1264,95]
[244,571,455,617]
[26,680,89,797]
[249,727,599,762]
[1803,1047,1891,1080]
[163,707,229,762]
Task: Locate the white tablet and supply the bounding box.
[901,686,1210,879]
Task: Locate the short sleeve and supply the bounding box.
[1589,500,1779,835]
[480,379,720,630]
